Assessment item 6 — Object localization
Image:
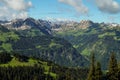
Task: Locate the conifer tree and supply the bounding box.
[118,70,120,80]
[108,52,118,80]
[86,53,95,80]
[95,62,102,80]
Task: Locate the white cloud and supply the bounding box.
[0,0,32,20]
[58,0,88,15]
[12,11,28,19]
[95,0,120,14]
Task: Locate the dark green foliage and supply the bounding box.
[86,52,120,80]
[107,53,118,80]
[95,62,102,80]
[0,52,89,80]
[0,52,12,64]
[0,66,46,80]
[108,53,118,73]
[51,66,88,80]
[87,53,95,80]
[118,70,120,80]
[2,51,120,80]
[13,53,29,62]
[46,69,54,80]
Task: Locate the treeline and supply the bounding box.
[0,52,88,80]
[0,66,88,80]
[1,52,120,80]
[52,66,88,80]
[0,66,47,80]
[0,52,29,64]
[0,52,54,80]
[87,53,120,80]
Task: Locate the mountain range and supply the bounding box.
[0,17,120,69]
[54,20,120,69]
[0,19,88,67]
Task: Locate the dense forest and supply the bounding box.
[0,52,120,80]
[87,53,120,80]
[0,52,88,80]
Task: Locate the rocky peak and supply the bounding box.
[23,18,39,28]
[24,17,37,24]
[0,18,52,35]
[77,20,94,29]
[38,19,52,29]
[80,20,93,24]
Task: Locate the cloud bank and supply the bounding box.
[58,0,120,15]
[0,0,32,20]
[95,0,120,14]
[58,0,88,15]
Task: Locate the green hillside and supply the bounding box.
[55,24,120,69]
[0,52,59,80]
[0,52,88,80]
[0,25,88,67]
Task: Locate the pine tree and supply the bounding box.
[118,70,120,80]
[95,62,102,80]
[108,52,118,80]
[86,53,95,80]
[65,69,73,80]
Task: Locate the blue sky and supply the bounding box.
[0,0,120,23]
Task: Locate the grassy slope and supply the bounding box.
[0,56,57,78]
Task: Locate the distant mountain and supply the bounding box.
[51,20,78,31]
[1,18,52,35]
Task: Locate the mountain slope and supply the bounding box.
[55,20,120,69]
[0,24,88,67]
[2,18,120,69]
[1,18,52,35]
[0,52,59,79]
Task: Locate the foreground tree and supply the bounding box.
[86,53,95,80]
[107,53,118,80]
[95,62,102,80]
[118,70,120,80]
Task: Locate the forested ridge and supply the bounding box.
[0,52,88,80]
[0,25,87,67]
[0,52,120,80]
